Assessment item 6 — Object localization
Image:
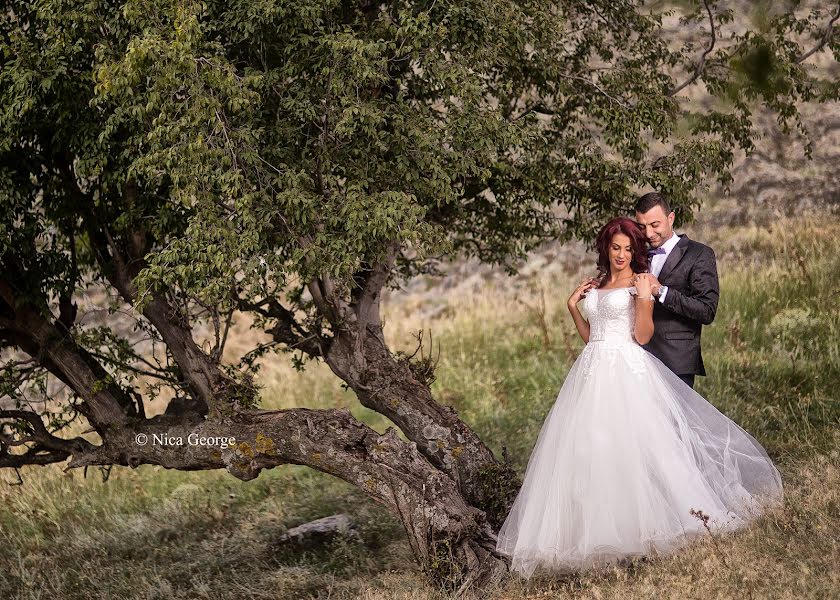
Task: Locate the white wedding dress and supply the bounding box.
[495,286,784,579]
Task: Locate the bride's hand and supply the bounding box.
[633,273,653,297]
[568,278,597,307]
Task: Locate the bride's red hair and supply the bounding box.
[594,217,649,283]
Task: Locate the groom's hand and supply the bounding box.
[646,274,662,296]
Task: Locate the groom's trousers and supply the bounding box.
[678,374,696,389]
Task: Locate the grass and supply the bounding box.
[1,215,838,599]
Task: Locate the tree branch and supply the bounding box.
[669,0,717,97]
[351,239,401,352]
[0,407,96,471]
[238,295,327,357]
[0,273,136,429]
[796,3,840,64]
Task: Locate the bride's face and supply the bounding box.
[608,233,633,274]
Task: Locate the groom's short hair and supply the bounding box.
[635,192,671,215]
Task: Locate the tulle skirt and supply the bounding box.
[495,340,784,579]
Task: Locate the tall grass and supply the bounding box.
[1,217,837,599]
[698,218,840,460]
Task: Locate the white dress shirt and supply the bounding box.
[649,231,680,303]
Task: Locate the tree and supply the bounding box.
[1,0,837,592]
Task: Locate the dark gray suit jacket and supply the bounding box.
[642,234,719,376]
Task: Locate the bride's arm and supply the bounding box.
[633,274,655,344]
[567,279,595,343]
[567,302,590,343]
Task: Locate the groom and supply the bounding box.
[634,192,719,389]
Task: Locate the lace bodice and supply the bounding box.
[582,287,637,344]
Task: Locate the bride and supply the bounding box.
[495,216,784,579]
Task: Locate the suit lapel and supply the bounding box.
[657,234,689,281]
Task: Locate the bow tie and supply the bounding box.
[647,247,666,256]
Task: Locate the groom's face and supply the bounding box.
[635,205,675,249]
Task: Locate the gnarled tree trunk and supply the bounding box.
[1,221,517,594]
